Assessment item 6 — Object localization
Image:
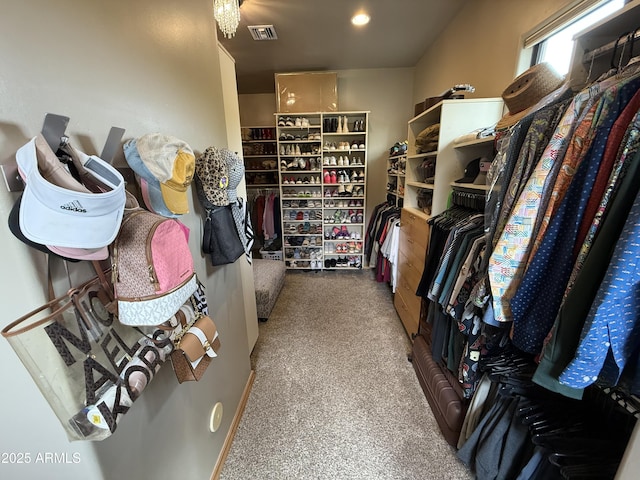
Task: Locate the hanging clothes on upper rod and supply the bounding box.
[582,28,640,66]
[451,186,486,211]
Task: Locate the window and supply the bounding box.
[532,0,624,74]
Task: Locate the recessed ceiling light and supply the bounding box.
[351,13,370,26]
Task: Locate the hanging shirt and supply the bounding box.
[263,193,275,239]
[567,91,640,293]
[532,146,640,399]
[381,218,401,292]
[487,88,593,325]
[493,96,572,245]
[510,76,640,354]
[559,187,640,390]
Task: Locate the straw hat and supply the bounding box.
[496,62,565,130]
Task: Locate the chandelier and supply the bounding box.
[214,0,241,39]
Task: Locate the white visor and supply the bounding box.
[16,135,126,249]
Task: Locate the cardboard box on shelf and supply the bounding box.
[275,72,338,113]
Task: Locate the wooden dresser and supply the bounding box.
[394,207,430,338]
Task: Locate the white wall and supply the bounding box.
[220,45,260,352]
[239,67,415,222]
[0,1,251,479]
[412,0,575,103]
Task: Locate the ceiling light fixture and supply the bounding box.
[351,12,370,26]
[214,0,241,39]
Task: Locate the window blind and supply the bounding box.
[523,0,608,48]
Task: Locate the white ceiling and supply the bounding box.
[218,0,469,94]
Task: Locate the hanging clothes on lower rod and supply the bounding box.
[365,201,400,289]
[247,188,281,254]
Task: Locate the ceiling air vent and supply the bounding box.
[248,25,278,41]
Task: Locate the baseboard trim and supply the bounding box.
[211,369,256,480]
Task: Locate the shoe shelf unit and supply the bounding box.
[241,126,279,188]
[277,111,369,270]
[387,141,407,207]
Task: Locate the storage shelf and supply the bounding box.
[323,132,367,136]
[454,136,495,149]
[406,181,434,190]
[407,151,437,159]
[450,182,490,191]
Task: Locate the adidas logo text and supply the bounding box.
[60,200,87,213]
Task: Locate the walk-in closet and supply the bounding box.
[2,1,640,480]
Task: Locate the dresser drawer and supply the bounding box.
[400,208,430,255]
[396,266,423,315]
[394,287,420,338]
[399,231,428,267]
[398,249,424,289]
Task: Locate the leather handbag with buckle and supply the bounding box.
[170,312,221,384]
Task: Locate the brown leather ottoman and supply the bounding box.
[412,334,467,447]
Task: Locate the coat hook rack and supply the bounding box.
[1,114,125,192]
[1,113,70,192]
[100,126,126,165]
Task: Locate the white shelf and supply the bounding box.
[454,136,495,149]
[404,98,503,215]
[407,151,437,159]
[450,182,490,191]
[407,181,434,190]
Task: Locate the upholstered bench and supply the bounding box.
[252,259,286,321]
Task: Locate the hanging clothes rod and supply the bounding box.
[582,29,640,64]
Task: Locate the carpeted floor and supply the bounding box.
[220,269,473,480]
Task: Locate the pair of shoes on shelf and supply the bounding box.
[324,258,338,268]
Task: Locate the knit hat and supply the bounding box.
[496,62,565,130]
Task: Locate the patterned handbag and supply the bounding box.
[112,207,197,326]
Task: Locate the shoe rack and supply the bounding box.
[241,126,279,188]
[277,112,369,270]
[387,141,407,207]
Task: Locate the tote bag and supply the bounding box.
[1,273,172,441]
